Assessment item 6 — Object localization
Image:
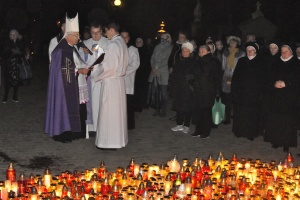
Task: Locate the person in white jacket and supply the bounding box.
[78,21,109,135]
[121,30,140,130]
[48,20,65,63]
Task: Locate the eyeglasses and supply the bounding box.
[90,31,101,36]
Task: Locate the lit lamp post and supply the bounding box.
[156,21,166,40]
[114,0,121,6]
[158,21,166,33]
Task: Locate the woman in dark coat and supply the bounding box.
[188,45,220,139]
[2,29,26,103]
[231,42,264,140]
[264,44,300,152]
[170,42,196,134]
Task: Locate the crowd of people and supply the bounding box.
[2,13,300,153]
[166,31,300,153]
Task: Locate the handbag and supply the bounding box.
[212,98,225,125]
[19,58,32,80]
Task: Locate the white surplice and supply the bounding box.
[79,37,109,131]
[125,45,140,94]
[91,35,129,148]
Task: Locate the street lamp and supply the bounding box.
[158,21,166,33]
[114,0,121,6]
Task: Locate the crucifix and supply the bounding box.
[62,57,73,83]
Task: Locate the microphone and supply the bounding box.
[77,40,93,55]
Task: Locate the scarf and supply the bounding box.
[227,47,238,70]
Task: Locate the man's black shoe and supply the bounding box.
[52,135,72,143]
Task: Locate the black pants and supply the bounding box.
[159,85,168,114]
[176,110,192,127]
[194,107,212,137]
[221,92,232,122]
[3,85,19,100]
[127,94,135,130]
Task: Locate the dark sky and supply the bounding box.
[0,0,300,45]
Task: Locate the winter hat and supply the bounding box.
[227,36,241,45]
[245,42,259,53]
[182,42,194,53]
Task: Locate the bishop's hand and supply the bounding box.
[78,68,90,75]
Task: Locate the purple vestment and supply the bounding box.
[44,39,81,136]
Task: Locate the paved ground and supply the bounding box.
[0,57,299,181]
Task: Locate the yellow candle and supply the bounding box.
[276,194,281,200]
[11,181,18,196]
[191,194,198,200]
[44,174,52,189]
[4,180,11,191]
[164,181,171,195]
[134,164,140,177]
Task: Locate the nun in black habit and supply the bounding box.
[231,42,264,140]
[264,44,300,152]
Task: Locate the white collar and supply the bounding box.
[247,55,256,60]
[111,34,119,40]
[280,55,293,62]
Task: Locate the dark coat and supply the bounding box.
[168,43,182,69]
[2,40,24,87]
[170,57,196,111]
[135,46,151,85]
[188,53,219,109]
[231,55,264,138]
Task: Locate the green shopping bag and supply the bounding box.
[212,98,225,125]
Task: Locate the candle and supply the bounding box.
[5,179,11,191]
[44,174,51,189]
[133,164,140,177]
[191,194,198,200]
[6,163,16,182]
[164,181,172,195]
[1,188,8,200]
[11,181,18,196]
